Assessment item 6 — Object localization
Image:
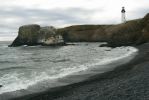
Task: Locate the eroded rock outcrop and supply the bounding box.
[10,24,65,47]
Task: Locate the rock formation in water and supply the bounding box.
[57,13,149,47]
[9,24,65,47]
[10,13,149,47]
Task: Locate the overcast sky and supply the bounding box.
[0,0,149,41]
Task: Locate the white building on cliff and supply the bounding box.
[121,7,126,23]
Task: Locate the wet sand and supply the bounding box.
[14,43,149,100]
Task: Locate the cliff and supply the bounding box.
[58,13,149,47]
[10,13,149,47]
[9,25,65,47]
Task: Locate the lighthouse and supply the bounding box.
[121,7,126,23]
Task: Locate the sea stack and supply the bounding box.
[9,24,65,47]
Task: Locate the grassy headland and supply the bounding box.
[58,13,149,47]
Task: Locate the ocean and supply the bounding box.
[0,41,138,100]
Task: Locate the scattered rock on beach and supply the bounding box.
[0,85,3,88]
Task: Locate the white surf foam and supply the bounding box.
[0,46,138,94]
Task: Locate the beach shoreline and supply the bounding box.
[11,43,149,100]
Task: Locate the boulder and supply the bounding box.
[9,25,65,47]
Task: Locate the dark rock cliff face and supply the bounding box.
[58,13,149,47]
[10,24,65,47]
[10,24,41,46]
[58,25,112,42]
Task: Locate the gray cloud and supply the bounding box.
[0,7,100,33]
[128,7,149,19]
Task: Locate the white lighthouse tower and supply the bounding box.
[121,7,126,23]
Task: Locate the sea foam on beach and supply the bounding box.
[0,42,138,99]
